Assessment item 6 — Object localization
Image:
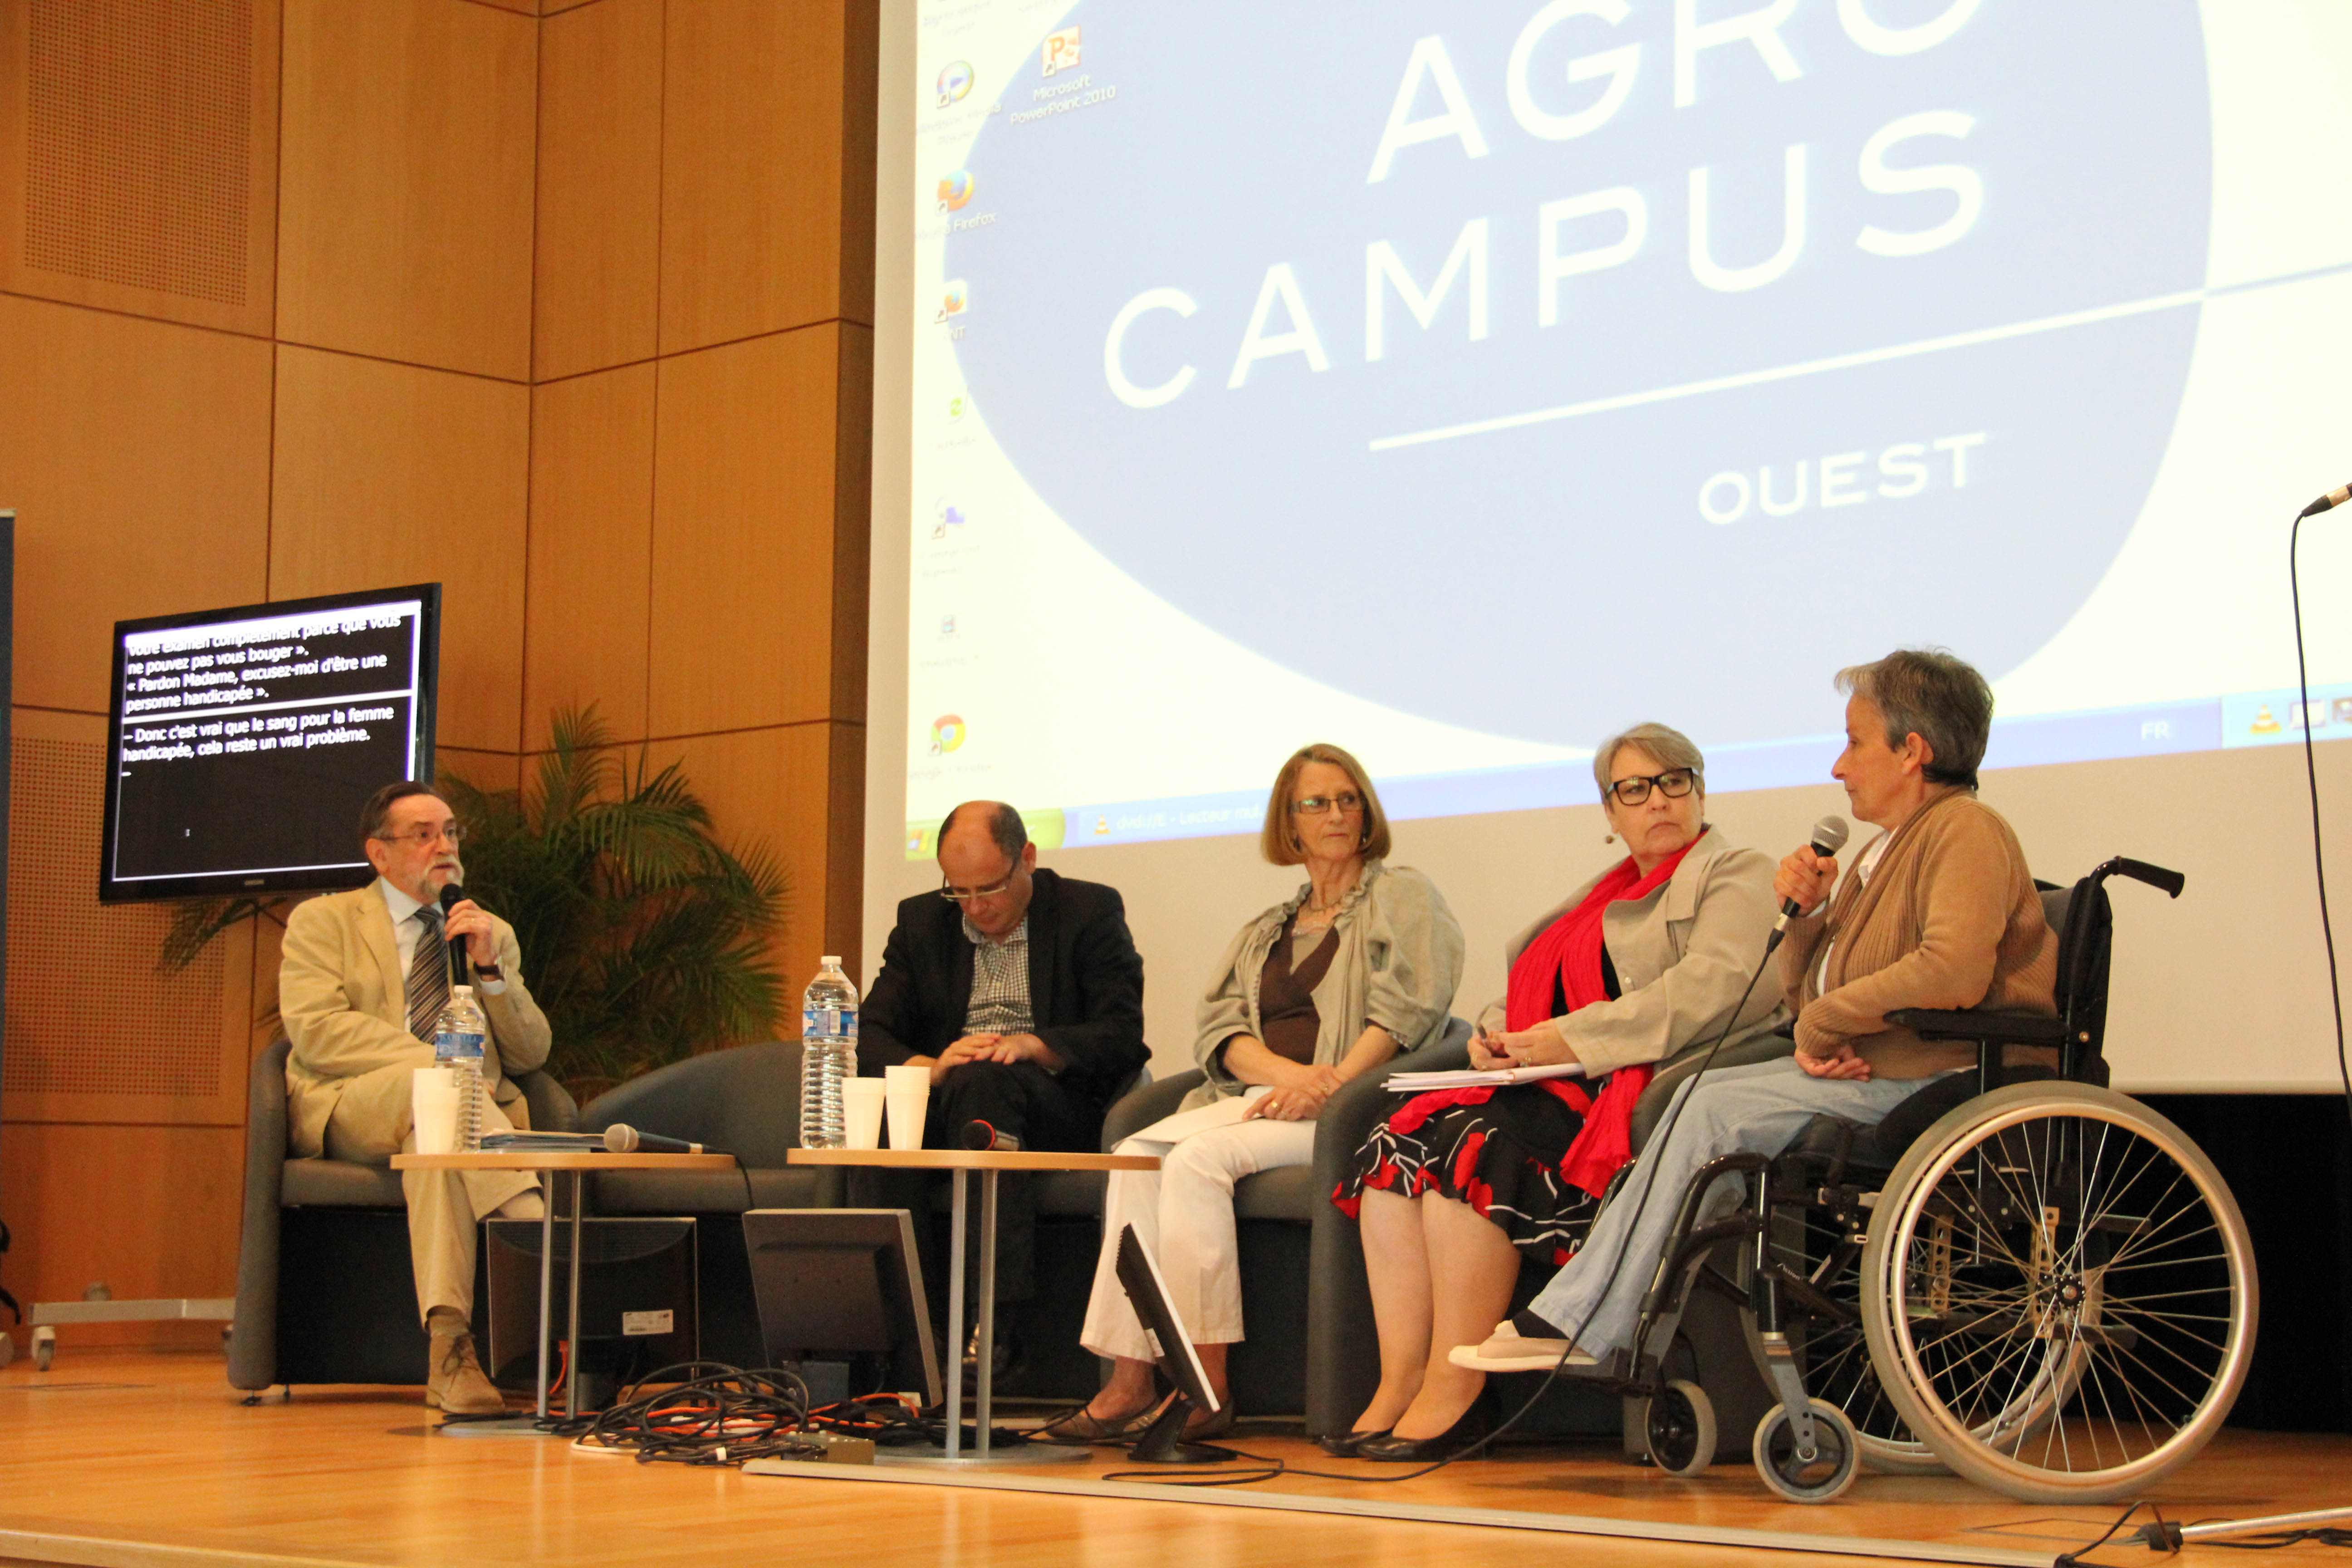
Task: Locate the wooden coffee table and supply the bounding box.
[789,1148,1157,1460]
[395,1150,736,1424]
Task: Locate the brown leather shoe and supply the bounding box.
[426,1330,507,1416]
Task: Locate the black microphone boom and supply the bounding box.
[2300,482,2351,520]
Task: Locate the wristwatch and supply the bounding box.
[474,962,504,982]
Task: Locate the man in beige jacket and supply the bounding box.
[279,780,552,1414]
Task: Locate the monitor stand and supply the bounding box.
[1124,1392,1235,1464]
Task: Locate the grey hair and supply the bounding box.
[1835,648,1993,788]
[1592,722,1705,800]
[939,800,1029,863]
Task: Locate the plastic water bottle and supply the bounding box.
[433,985,489,1152]
[799,957,859,1149]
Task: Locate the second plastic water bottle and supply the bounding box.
[799,956,859,1149]
[433,984,489,1152]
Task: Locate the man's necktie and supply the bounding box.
[407,906,450,1040]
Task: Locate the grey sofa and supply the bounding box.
[573,1042,845,1368]
[229,1035,578,1392]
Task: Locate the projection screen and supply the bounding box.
[869,1,2352,1093]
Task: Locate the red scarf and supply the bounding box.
[1389,833,1703,1200]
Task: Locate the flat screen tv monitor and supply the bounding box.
[98,583,440,902]
[742,1208,943,1409]
[486,1217,699,1402]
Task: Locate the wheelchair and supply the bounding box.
[1614,857,2257,1503]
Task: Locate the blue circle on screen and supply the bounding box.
[945,2,2210,748]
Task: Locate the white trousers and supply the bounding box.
[1079,1089,1318,1362]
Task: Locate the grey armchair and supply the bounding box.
[229,1036,578,1392]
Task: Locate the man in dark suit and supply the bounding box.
[858,800,1146,1372]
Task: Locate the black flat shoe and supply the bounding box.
[1354,1398,1492,1463]
[1317,1427,1392,1457]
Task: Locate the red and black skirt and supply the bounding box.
[1332,1081,1612,1268]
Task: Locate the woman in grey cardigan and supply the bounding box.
[1044,743,1465,1443]
[1330,724,1785,1461]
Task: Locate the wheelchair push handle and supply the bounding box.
[2096,856,2185,899]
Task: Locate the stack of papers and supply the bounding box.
[479,1130,606,1152]
[1386,1062,1588,1092]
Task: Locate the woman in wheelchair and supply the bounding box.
[1455,649,2056,1384]
[1325,723,1786,1462]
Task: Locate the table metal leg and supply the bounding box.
[977,1171,998,1458]
[565,1170,585,1420]
[535,1173,556,1422]
[946,1168,966,1460]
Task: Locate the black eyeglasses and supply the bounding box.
[1606,768,1698,807]
[372,821,466,848]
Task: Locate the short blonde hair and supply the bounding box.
[1592,722,1705,801]
[1258,743,1393,867]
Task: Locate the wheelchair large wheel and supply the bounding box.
[1860,1083,2256,1503]
[1759,1195,1945,1475]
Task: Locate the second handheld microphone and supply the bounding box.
[1772,815,1851,937]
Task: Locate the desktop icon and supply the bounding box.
[1042,26,1080,76]
[2290,700,2330,731]
[940,613,956,635]
[2249,705,2281,736]
[1093,816,1109,836]
[947,394,968,420]
[2335,698,2352,725]
[932,501,966,539]
[931,715,967,754]
[937,170,975,211]
[936,61,974,106]
[938,279,968,323]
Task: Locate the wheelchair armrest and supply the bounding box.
[1884,1007,2066,1045]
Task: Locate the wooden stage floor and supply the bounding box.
[3,1349,2347,1568]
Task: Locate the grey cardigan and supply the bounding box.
[1191,858,1465,1105]
[1476,829,1788,1077]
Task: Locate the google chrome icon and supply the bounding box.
[931,715,966,754]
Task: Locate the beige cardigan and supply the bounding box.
[1191,858,1464,1105]
[1478,829,1788,1076]
[1778,789,2056,1079]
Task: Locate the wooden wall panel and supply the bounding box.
[527,364,654,749]
[276,0,536,380]
[659,721,855,1000]
[270,346,530,755]
[0,0,281,336]
[648,326,849,738]
[659,0,862,354]
[4,707,255,1128]
[0,1122,243,1346]
[0,294,272,714]
[534,0,662,382]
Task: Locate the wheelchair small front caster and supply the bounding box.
[1645,1379,1716,1477]
[1753,1398,1858,1503]
[31,1325,56,1372]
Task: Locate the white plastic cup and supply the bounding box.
[845,1076,888,1150]
[412,1067,461,1156]
[884,1064,931,1151]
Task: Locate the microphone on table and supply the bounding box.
[603,1123,708,1156]
[959,1120,1021,1152]
[438,883,469,985]
[1769,815,1852,947]
[2299,482,2351,520]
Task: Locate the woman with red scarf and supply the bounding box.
[1328,724,1786,1461]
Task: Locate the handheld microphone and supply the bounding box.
[603,1123,707,1156]
[438,883,469,985]
[958,1119,1021,1152]
[1773,815,1851,934]
[2300,483,2351,520]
